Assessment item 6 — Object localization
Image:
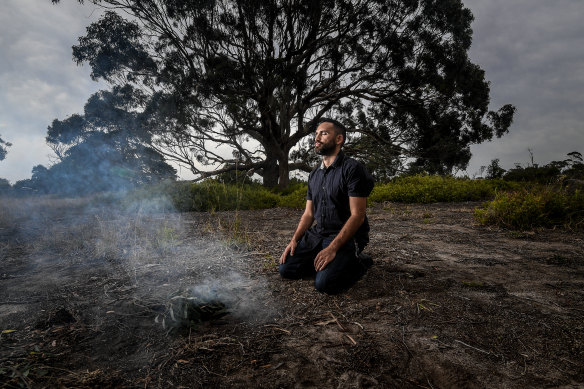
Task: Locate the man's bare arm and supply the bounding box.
[279,200,315,264]
[314,197,366,271]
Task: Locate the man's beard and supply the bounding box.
[315,140,336,156]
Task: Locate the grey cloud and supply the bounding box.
[0,0,104,183]
[1,0,583,182]
[464,0,584,174]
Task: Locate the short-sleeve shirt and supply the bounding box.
[306,151,374,250]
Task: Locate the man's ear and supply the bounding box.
[336,133,343,145]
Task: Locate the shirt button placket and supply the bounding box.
[321,175,326,227]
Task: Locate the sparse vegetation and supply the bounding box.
[168,180,280,212]
[128,175,521,213]
[474,187,584,230]
[369,175,520,204]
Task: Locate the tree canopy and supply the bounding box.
[54,0,515,186]
[39,87,176,195]
[0,135,11,161]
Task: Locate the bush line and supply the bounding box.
[474,187,584,230]
[370,175,521,204]
[126,175,583,230]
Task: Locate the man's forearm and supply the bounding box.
[292,213,314,242]
[326,213,365,253]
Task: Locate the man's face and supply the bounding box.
[314,123,341,156]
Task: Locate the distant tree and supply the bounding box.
[503,165,561,184]
[44,87,176,195]
[12,179,35,195]
[53,0,514,187]
[503,151,583,183]
[562,151,584,180]
[0,135,11,161]
[0,178,11,195]
[0,135,12,196]
[567,151,583,163]
[485,158,505,179]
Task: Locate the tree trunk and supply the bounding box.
[278,156,289,189]
[262,158,279,187]
[262,142,290,188]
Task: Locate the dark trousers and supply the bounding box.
[279,234,365,294]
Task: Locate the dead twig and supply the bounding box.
[329,313,345,331]
[264,324,291,334]
[201,363,227,378]
[346,334,357,345]
[454,340,491,355]
[427,377,435,389]
[559,357,578,366]
[270,327,291,334]
[315,318,336,326]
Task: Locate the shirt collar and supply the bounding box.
[319,150,345,170]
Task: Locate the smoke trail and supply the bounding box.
[0,192,276,336]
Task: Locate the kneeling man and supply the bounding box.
[279,118,374,294]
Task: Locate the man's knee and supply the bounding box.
[314,274,343,294]
[279,262,300,279]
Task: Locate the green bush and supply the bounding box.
[278,185,308,209]
[124,179,306,212]
[167,180,280,212]
[370,175,520,204]
[474,187,584,230]
[503,165,562,184]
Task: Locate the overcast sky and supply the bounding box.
[0,0,583,184]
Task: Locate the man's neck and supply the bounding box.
[322,149,341,168]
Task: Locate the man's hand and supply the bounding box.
[279,240,298,264]
[280,200,314,265]
[314,246,336,271]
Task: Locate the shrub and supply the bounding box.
[278,184,308,209]
[503,165,562,184]
[370,175,520,204]
[474,187,584,230]
[168,180,280,212]
[123,180,281,212]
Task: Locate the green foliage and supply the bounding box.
[134,175,527,212]
[127,179,308,212]
[369,175,520,204]
[166,180,280,212]
[474,187,584,230]
[127,174,584,232]
[277,185,308,209]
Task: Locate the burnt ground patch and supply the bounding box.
[1,199,583,388]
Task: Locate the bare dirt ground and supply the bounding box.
[1,197,583,388]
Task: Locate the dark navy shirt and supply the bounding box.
[306,151,374,251]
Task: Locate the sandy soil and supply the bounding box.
[1,198,583,388]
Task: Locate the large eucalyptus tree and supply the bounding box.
[53,0,514,186]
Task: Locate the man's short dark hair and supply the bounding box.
[316,118,347,146]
